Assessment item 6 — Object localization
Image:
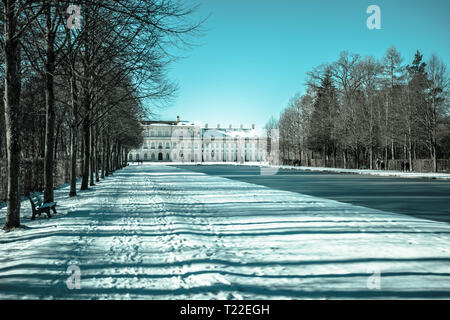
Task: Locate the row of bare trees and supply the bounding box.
[1,0,201,230]
[272,47,450,171]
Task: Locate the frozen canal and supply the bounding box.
[1,164,449,299]
[176,165,450,223]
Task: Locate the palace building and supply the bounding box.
[128,116,268,163]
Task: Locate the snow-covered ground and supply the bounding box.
[0,165,449,299]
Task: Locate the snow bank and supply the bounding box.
[273,165,450,180]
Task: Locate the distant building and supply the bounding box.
[128,116,267,163]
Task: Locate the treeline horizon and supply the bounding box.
[0,0,201,230]
[267,46,450,171]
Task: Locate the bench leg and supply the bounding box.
[51,206,57,214]
[45,208,52,219]
[31,211,36,221]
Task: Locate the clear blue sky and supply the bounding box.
[152,0,450,129]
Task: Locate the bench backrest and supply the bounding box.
[30,193,43,207]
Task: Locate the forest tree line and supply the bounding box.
[1,0,200,230]
[268,47,450,172]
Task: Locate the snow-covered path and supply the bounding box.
[1,165,449,299]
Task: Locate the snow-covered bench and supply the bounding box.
[28,193,57,220]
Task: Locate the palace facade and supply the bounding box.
[128,117,268,163]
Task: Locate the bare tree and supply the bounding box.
[381,46,404,164]
[425,54,449,172]
[1,0,203,229]
[276,47,450,173]
[1,0,43,230]
[359,56,382,169]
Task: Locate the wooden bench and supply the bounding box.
[28,193,57,220]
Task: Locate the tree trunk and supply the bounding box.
[105,136,110,176]
[369,144,373,170]
[106,136,110,176]
[95,125,100,182]
[404,134,407,160]
[69,74,79,197]
[384,145,388,165]
[343,150,347,169]
[112,142,116,171]
[80,116,90,190]
[391,139,395,161]
[53,124,59,160]
[432,144,437,173]
[80,26,91,190]
[432,113,437,173]
[101,134,106,179]
[89,124,95,186]
[116,142,120,170]
[333,148,336,168]
[323,146,326,167]
[43,2,56,204]
[408,126,413,172]
[2,0,22,230]
[385,96,389,165]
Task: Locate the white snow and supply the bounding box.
[0,165,449,299]
[276,165,450,180]
[202,128,264,139]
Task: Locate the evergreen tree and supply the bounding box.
[307,69,338,163]
[405,50,428,170]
